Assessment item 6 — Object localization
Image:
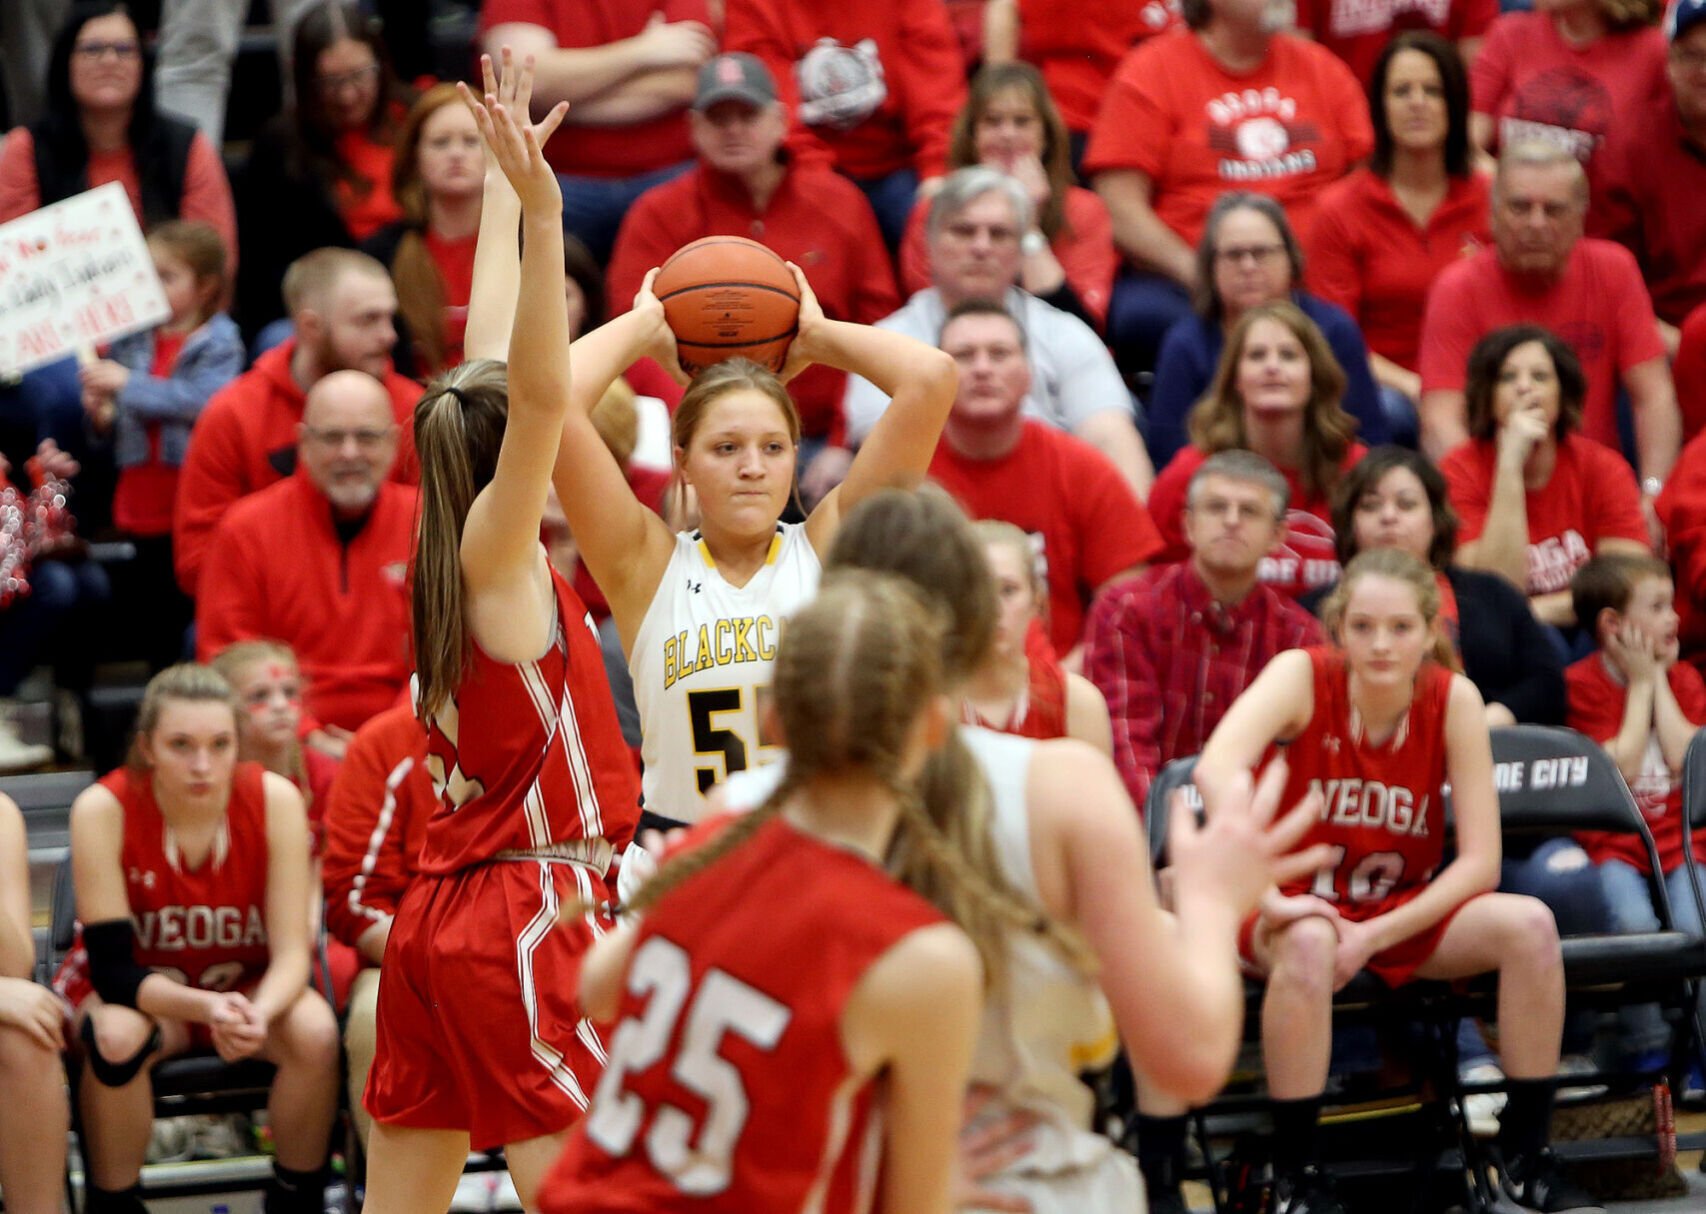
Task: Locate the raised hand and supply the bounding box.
[776,261,827,385]
[458,51,568,215]
[634,267,689,385]
[1169,756,1334,922]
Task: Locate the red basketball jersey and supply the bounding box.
[539,814,946,1214]
[417,567,640,873]
[56,763,273,1002]
[1276,647,1454,920]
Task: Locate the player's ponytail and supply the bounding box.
[826,487,1093,984]
[411,359,508,718]
[1323,548,1460,673]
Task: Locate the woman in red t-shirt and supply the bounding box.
[1148,301,1367,601]
[365,85,484,377]
[962,520,1112,749]
[1442,325,1650,629]
[1470,0,1666,192]
[1307,33,1491,414]
[899,63,1117,328]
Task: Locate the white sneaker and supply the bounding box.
[0,721,50,773]
[1461,1061,1506,1137]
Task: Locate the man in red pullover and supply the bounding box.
[607,53,899,499]
[174,247,419,596]
[195,370,416,756]
[724,0,967,249]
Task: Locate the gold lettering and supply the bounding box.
[734,616,759,662]
[715,619,735,665]
[756,616,776,661]
[663,634,679,690]
[694,624,713,674]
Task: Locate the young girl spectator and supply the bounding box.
[81,219,243,671]
[1566,554,1706,1067]
[1441,325,1649,633]
[0,791,69,1214]
[0,2,236,262]
[234,1,413,341]
[1147,194,1384,466]
[360,63,638,1213]
[1147,302,1368,602]
[364,85,485,377]
[1472,0,1666,211]
[1195,548,1591,1214]
[1306,34,1491,434]
[899,63,1117,328]
[542,575,988,1214]
[56,664,340,1214]
[963,519,1112,749]
[209,641,338,850]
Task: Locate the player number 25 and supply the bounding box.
[585,935,792,1194]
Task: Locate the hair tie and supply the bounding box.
[442,385,470,408]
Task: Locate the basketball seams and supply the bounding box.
[655,282,802,305]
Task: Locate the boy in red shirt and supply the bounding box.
[1566,553,1706,1065]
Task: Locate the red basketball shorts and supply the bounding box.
[365,856,613,1150]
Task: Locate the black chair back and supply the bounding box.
[1143,756,1199,867]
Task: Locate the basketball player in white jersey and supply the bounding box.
[716,487,1330,1211]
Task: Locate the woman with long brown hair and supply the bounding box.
[364,84,485,376]
[1146,300,1368,601]
[359,59,639,1213]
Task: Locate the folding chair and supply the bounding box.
[49,857,283,1212]
[1453,726,1706,1179]
[1141,756,1477,1212]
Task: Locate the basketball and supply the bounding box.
[653,236,801,375]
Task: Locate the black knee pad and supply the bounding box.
[84,1183,149,1214]
[79,1014,161,1087]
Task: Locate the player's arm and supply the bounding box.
[1346,677,1501,958]
[983,0,1018,62]
[251,773,313,1023]
[1193,649,1315,812]
[801,274,959,551]
[1040,743,1329,1104]
[70,786,221,1023]
[845,923,983,1214]
[549,298,682,650]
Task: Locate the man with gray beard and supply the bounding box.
[194,370,416,758]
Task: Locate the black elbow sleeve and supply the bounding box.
[83,919,152,1009]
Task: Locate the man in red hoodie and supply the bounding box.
[174,247,419,596]
[195,370,416,756]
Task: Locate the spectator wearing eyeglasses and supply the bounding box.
[233,2,415,345]
[195,370,416,760]
[1145,193,1385,468]
[0,2,236,265]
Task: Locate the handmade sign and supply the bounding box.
[0,182,170,377]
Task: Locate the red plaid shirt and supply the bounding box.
[1083,562,1324,811]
